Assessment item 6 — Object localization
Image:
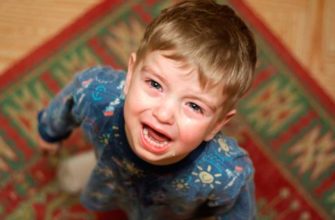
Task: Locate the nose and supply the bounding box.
[152,99,175,125]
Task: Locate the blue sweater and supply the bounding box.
[38,66,256,220]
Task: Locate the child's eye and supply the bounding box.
[187,102,204,114]
[147,79,162,90]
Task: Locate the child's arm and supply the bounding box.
[215,179,256,220]
[205,156,256,220]
[37,68,95,147]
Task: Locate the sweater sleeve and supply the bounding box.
[213,156,256,220]
[37,67,102,143]
[215,177,256,220]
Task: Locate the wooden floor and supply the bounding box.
[244,0,335,101]
[0,0,334,101]
[0,0,102,72]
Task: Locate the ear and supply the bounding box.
[124,52,137,95]
[204,109,236,141]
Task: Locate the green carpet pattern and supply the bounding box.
[0,0,334,219]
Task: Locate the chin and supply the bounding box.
[132,145,175,165]
[138,148,168,165]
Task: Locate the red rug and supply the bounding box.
[0,0,334,219]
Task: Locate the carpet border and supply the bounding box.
[0,0,122,88]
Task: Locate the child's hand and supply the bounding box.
[38,136,62,156]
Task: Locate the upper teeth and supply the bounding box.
[143,128,168,148]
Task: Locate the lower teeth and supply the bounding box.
[143,128,168,148]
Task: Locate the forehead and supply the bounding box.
[145,50,225,89]
[140,50,226,105]
[143,50,194,73]
[140,50,207,91]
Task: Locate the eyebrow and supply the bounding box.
[141,65,166,83]
[193,95,218,112]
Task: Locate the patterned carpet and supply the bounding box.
[0,0,334,219]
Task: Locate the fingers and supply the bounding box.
[41,145,60,156]
[38,137,61,156]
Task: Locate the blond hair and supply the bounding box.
[136,0,257,113]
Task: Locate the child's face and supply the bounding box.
[123,50,235,165]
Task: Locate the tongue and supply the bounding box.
[147,127,170,142]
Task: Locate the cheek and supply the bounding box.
[126,86,148,111]
[177,129,205,155]
[178,119,210,146]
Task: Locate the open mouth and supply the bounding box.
[142,124,171,151]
